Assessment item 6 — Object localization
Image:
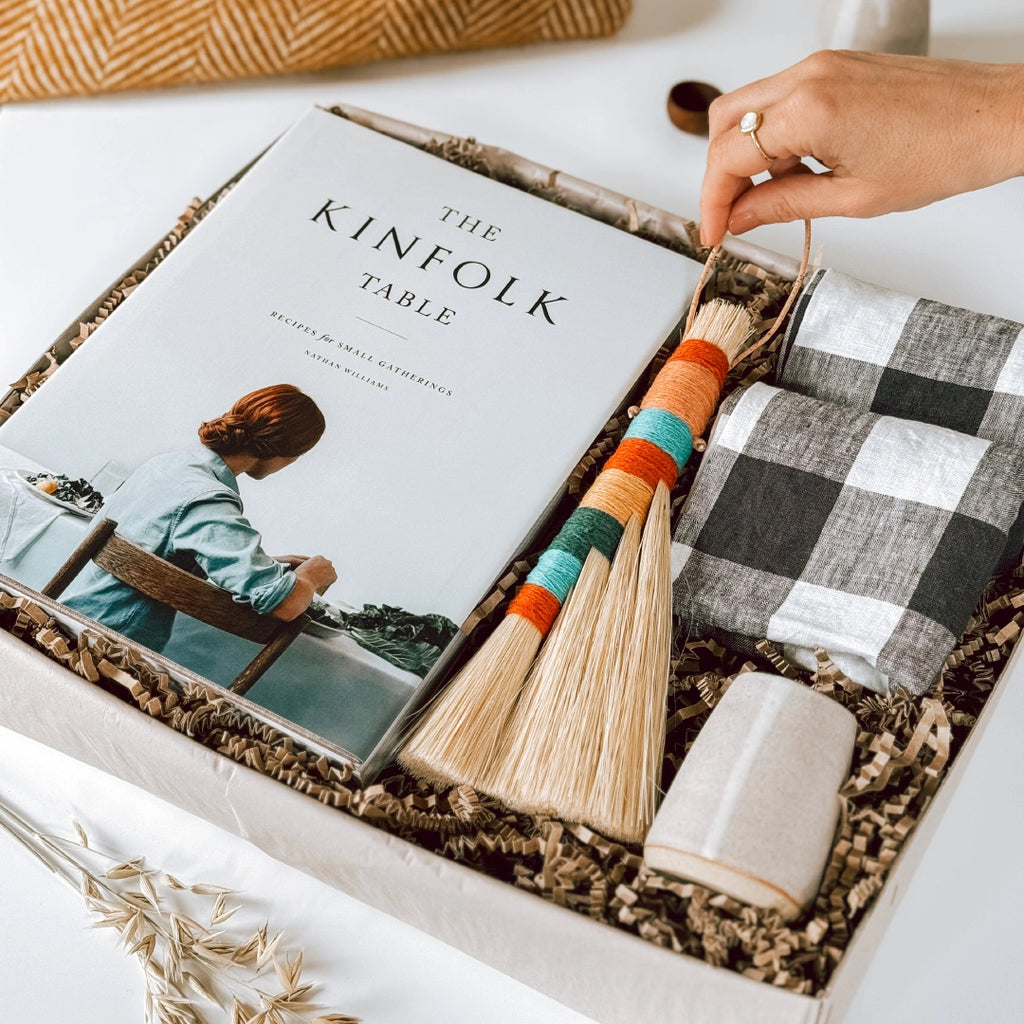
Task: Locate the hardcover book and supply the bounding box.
[0,106,699,772]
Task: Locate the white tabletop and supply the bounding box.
[2,1,1023,1021]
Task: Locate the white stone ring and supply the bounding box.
[739,111,777,164]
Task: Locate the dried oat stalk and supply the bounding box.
[0,798,358,1024]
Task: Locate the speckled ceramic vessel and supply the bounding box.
[644,672,857,920]
[816,0,930,55]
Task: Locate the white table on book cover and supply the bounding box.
[1,1,1023,1022]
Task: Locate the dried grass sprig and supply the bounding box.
[0,797,358,1024]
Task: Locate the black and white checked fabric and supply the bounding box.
[777,269,1024,444]
[671,382,1024,695]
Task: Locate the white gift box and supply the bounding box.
[2,624,1019,1024]
[1,106,1018,1024]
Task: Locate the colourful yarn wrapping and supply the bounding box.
[507,335,730,635]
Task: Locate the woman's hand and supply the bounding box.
[700,50,1024,246]
[294,555,337,596]
[271,555,338,620]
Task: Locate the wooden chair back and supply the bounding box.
[43,517,308,694]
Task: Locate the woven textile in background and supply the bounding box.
[0,0,632,102]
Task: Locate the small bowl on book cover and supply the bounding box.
[644,671,857,920]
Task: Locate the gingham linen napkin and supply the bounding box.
[670,382,1024,695]
[776,269,1024,443]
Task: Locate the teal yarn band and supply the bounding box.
[526,548,583,603]
[551,505,623,563]
[526,508,623,604]
[625,408,693,472]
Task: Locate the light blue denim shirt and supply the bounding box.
[64,447,296,651]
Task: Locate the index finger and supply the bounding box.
[700,119,796,245]
[699,164,753,247]
[699,75,811,245]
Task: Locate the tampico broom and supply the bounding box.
[400,298,754,797]
[485,230,814,838]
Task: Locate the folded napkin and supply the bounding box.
[0,0,632,102]
[0,473,62,564]
[777,268,1024,443]
[670,383,1024,695]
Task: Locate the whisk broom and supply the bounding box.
[400,297,754,791]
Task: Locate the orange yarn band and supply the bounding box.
[640,360,720,436]
[579,467,654,525]
[509,582,562,635]
[668,337,730,386]
[604,437,678,491]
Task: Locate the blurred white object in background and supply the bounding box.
[817,0,930,54]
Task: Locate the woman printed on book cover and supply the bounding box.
[63,384,337,651]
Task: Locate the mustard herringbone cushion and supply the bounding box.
[0,0,632,102]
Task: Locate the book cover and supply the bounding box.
[0,107,699,765]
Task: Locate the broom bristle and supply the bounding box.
[543,515,642,822]
[398,613,542,788]
[482,546,611,814]
[587,480,673,842]
[688,298,755,363]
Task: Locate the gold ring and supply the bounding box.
[739,111,776,164]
